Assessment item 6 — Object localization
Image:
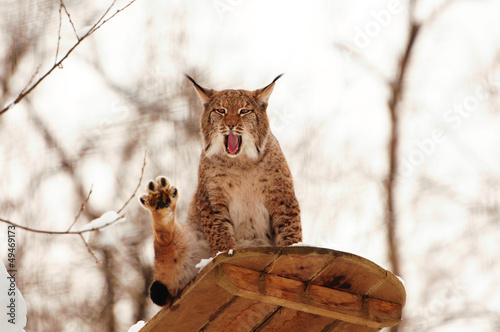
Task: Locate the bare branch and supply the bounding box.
[87,0,118,36]
[0,148,146,235]
[19,65,41,97]
[67,185,94,232]
[79,233,101,264]
[0,215,125,235]
[89,0,138,36]
[385,3,461,332]
[385,0,460,287]
[0,0,138,116]
[55,0,78,66]
[55,1,63,66]
[117,149,147,214]
[61,0,79,39]
[385,20,421,284]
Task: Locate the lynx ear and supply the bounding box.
[185,75,214,105]
[254,74,283,107]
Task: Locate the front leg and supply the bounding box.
[197,192,237,255]
[266,184,302,247]
[139,176,198,306]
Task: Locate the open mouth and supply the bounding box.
[225,132,242,155]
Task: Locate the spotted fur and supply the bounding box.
[139,76,302,305]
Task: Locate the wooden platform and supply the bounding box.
[140,246,406,332]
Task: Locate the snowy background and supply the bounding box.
[1,0,500,331]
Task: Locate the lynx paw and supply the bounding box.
[139,176,178,212]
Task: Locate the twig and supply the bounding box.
[55,1,63,66]
[88,0,118,36]
[117,149,147,214]
[79,233,101,264]
[89,0,138,36]
[19,66,41,97]
[61,0,79,40]
[0,215,125,235]
[0,0,138,116]
[55,0,79,65]
[67,185,94,232]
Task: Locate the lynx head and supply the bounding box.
[187,75,282,160]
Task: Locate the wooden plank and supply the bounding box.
[307,283,400,323]
[310,254,387,297]
[258,307,336,332]
[265,252,335,282]
[276,247,404,305]
[141,268,234,332]
[223,247,282,272]
[365,273,406,306]
[216,263,402,329]
[201,297,278,332]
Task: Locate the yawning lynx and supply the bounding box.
[139,75,302,306]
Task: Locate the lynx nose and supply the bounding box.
[226,116,238,130]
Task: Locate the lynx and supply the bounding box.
[139,75,302,306]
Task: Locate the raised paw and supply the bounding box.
[139,176,178,212]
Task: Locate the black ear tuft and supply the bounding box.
[254,74,284,106]
[185,74,206,93]
[185,74,213,104]
[271,73,284,84]
[150,280,173,306]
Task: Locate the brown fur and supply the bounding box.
[139,76,302,303]
[139,177,201,298]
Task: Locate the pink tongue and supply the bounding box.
[227,133,239,154]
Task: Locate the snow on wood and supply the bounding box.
[127,320,146,332]
[195,257,213,272]
[196,250,234,272]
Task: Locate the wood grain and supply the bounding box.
[216,263,402,328]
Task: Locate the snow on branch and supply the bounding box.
[79,211,126,232]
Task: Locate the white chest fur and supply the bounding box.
[227,174,272,247]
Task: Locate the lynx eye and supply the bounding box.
[214,109,226,115]
[239,109,252,115]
